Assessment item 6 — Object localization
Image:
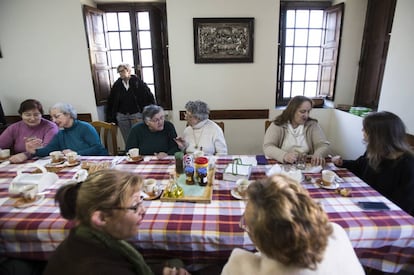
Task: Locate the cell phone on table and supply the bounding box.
[357,201,390,210]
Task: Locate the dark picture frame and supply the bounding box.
[193,17,254,63]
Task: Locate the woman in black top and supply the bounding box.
[333,111,414,215]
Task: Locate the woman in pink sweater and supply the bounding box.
[0,99,58,163]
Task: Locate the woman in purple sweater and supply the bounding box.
[0,99,58,163]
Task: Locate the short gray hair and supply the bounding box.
[51,102,77,119]
[142,104,164,121]
[185,100,209,121]
[117,63,131,72]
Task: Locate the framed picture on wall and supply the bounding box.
[193,17,254,63]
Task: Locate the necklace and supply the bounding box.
[192,126,205,149]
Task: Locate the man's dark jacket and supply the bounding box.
[106,75,155,124]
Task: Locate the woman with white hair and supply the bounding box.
[26,102,108,157]
[175,100,227,155]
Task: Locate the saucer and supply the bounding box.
[65,160,81,167]
[142,189,163,200]
[231,188,245,200]
[314,178,340,190]
[126,156,143,163]
[48,159,65,166]
[13,194,45,208]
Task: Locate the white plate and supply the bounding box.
[314,180,340,190]
[231,188,245,200]
[13,194,45,208]
[126,156,143,163]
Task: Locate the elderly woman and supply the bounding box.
[106,63,155,143]
[44,170,190,275]
[125,104,180,159]
[0,99,58,163]
[221,175,364,275]
[263,96,330,166]
[332,111,414,215]
[176,100,227,156]
[26,102,108,157]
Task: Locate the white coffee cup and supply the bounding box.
[321,170,336,186]
[127,148,140,160]
[0,149,11,160]
[49,151,63,163]
[144,178,157,195]
[66,152,78,164]
[236,178,250,197]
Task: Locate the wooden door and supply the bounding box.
[318,3,344,100]
[354,0,396,109]
[83,5,112,106]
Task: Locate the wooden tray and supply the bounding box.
[160,174,212,203]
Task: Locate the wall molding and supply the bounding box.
[179,109,269,120]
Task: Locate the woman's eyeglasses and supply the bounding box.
[103,198,144,214]
[149,116,165,124]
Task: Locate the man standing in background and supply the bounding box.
[106,63,155,143]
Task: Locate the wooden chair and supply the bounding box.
[91,121,118,156]
[214,121,225,133]
[265,120,272,132]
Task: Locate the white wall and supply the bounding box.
[0,0,99,119]
[167,0,279,154]
[378,0,414,134]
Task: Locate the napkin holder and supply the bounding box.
[9,163,58,196]
[223,158,252,182]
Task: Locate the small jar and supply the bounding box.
[194,157,209,177]
[197,167,208,186]
[185,166,194,185]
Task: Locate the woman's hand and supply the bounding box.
[8,153,28,163]
[163,266,191,275]
[174,137,187,151]
[25,137,43,154]
[310,155,325,166]
[155,152,168,159]
[283,152,298,164]
[331,155,343,166]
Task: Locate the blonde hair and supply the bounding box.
[246,175,332,269]
[55,170,143,226]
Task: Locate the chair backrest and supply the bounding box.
[91,121,118,156]
[265,120,272,132]
[214,121,225,134]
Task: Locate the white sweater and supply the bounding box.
[221,223,365,275]
[183,119,227,155]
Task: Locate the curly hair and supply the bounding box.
[55,170,143,226]
[274,96,316,126]
[245,174,332,269]
[185,100,210,121]
[363,111,413,170]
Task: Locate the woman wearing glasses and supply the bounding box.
[25,102,108,157]
[44,170,190,275]
[0,99,58,163]
[222,175,364,275]
[126,105,180,159]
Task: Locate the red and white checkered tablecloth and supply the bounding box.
[0,155,413,273]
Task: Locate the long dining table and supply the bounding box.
[0,155,413,273]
